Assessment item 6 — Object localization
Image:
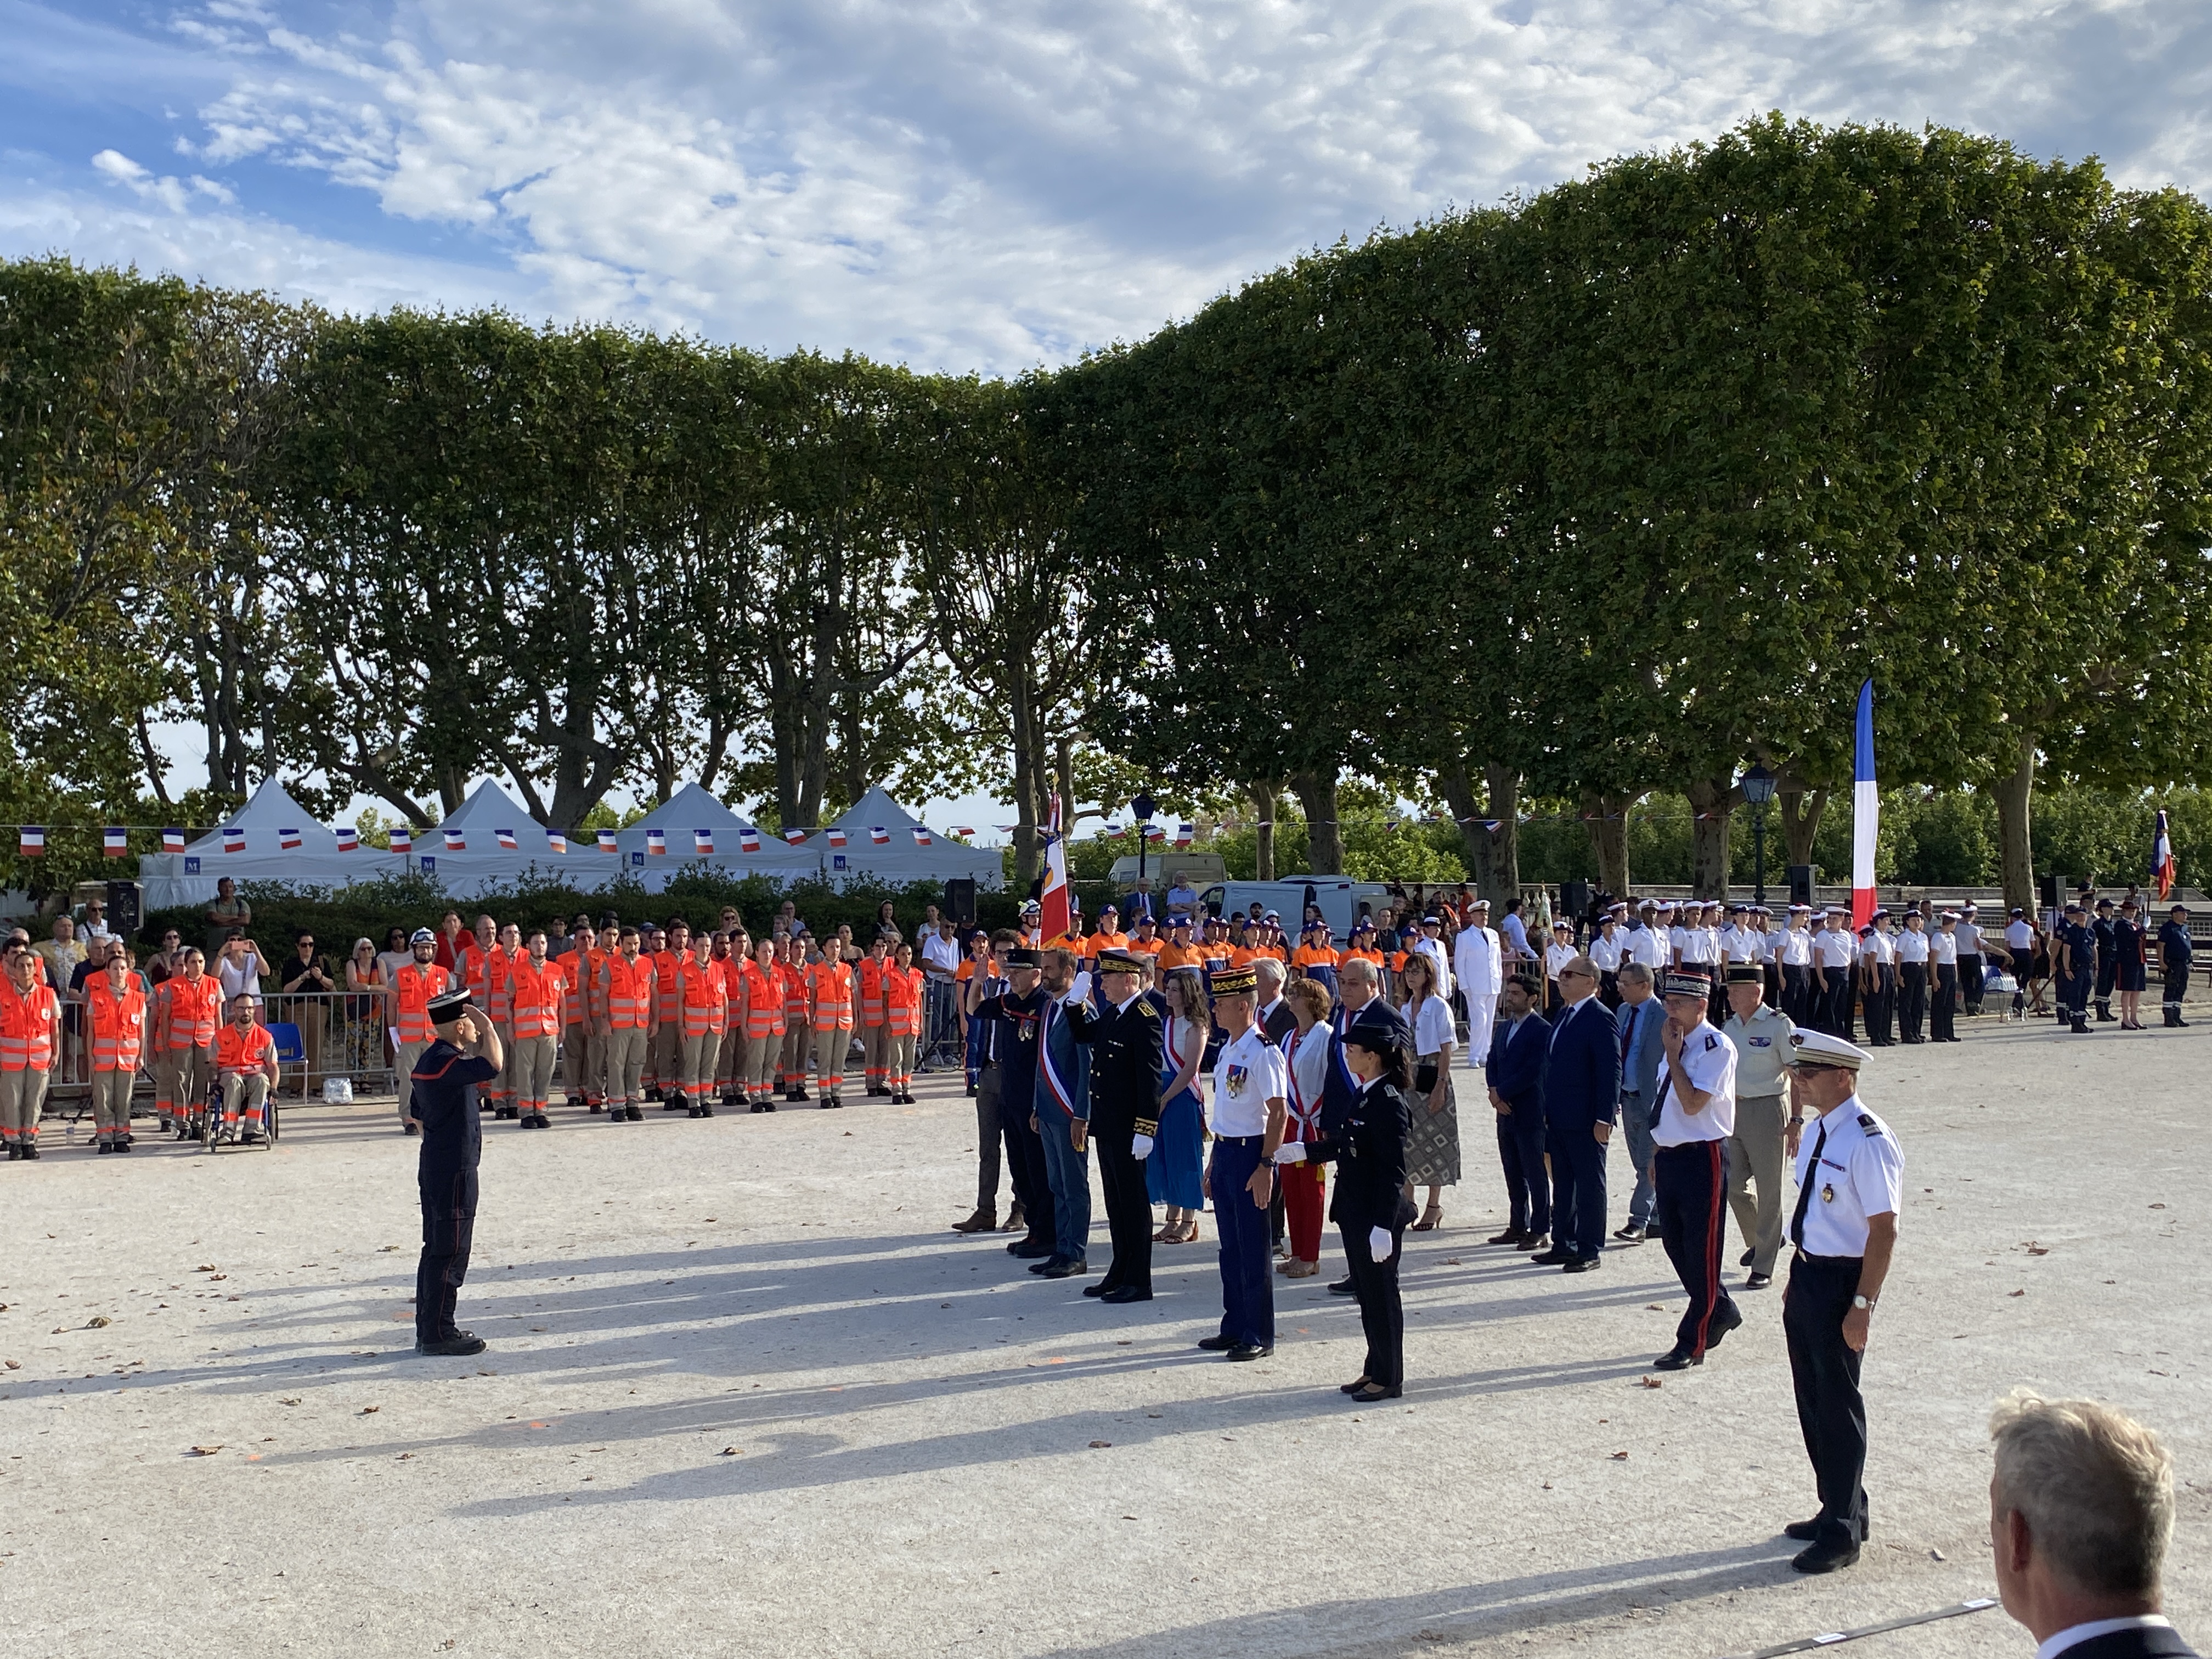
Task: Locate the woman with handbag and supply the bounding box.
[1396,950,1460,1231]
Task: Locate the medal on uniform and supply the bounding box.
[1227,1063,1248,1098]
[1821,1183,1836,1204]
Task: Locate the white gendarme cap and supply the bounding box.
[1785,1030,1871,1071]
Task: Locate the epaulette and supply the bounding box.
[1137,1000,1158,1019]
[1702,1033,1718,1051]
[1858,1113,1881,1135]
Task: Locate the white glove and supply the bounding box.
[1130,1133,1154,1161]
[1272,1142,1306,1165]
[1370,1226,1394,1262]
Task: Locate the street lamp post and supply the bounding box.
[1132,792,1158,887]
[1741,764,1776,907]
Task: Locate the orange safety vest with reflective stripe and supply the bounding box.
[0,979,59,1071]
[884,966,926,1036]
[393,961,452,1042]
[679,958,727,1037]
[1293,945,1340,972]
[741,962,784,1039]
[507,957,565,1040]
[158,973,223,1049]
[856,957,888,1026]
[483,946,513,1022]
[809,960,854,1031]
[458,944,496,1008]
[216,1023,276,1076]
[780,961,810,1024]
[563,949,603,1026]
[88,977,148,1072]
[652,949,686,1024]
[601,953,656,1030]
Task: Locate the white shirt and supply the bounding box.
[1816,929,1855,969]
[1210,1026,1287,1138]
[1499,913,1531,960]
[1626,924,1669,970]
[218,955,262,1003]
[2038,1617,2176,1659]
[921,933,962,975]
[1955,921,1982,955]
[1544,941,1576,979]
[1654,1022,1737,1145]
[1402,994,1455,1057]
[1867,930,1895,967]
[1932,930,1959,965]
[1895,928,1930,964]
[1415,935,1453,998]
[2007,918,2035,951]
[1668,924,1692,963]
[1790,1094,1904,1257]
[1588,933,1623,972]
[1747,927,1773,964]
[1282,1022,1333,1135]
[1781,927,1814,968]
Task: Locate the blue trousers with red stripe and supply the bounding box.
[1655,1139,1736,1357]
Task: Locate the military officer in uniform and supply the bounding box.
[1722,964,1794,1289]
[1778,1029,1902,1575]
[410,988,504,1358]
[1197,966,1286,1361]
[2158,905,2193,1027]
[2091,898,2121,1023]
[1650,968,1742,1370]
[1066,949,1165,1304]
[2055,902,2097,1034]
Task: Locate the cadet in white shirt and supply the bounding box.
[1815,911,1857,1036]
[1588,917,1625,1008]
[1931,912,1962,1042]
[1894,912,1931,1042]
[1649,969,1742,1370]
[1780,906,1816,1025]
[1955,904,1987,1018]
[1778,1029,1902,1577]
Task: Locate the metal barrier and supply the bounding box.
[45,987,396,1107]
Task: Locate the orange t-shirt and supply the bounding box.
[1156,943,1204,970]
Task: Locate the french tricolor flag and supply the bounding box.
[443,828,465,853]
[390,827,413,854]
[693,830,713,855]
[1851,678,1878,929]
[223,826,246,853]
[336,826,359,852]
[597,829,618,853]
[162,828,186,853]
[827,828,847,849]
[547,830,568,854]
[17,827,43,856]
[950,826,975,839]
[783,827,808,844]
[103,827,129,857]
[279,827,303,850]
[2153,809,2176,901]
[1173,822,1194,849]
[496,828,518,850]
[911,827,931,847]
[645,829,667,856]
[870,826,890,846]
[739,826,760,854]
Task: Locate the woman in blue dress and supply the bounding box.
[1147,965,1209,1243]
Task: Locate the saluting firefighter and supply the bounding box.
[1778,1029,1902,1576]
[1064,949,1165,1304]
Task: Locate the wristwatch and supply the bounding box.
[1851,1294,1875,1312]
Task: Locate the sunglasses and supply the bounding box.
[1558,967,1594,979]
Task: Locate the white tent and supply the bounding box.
[795,787,1001,889]
[137,778,407,910]
[608,782,817,881]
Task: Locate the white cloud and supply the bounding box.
[8,1,2212,369]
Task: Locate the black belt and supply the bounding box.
[1216,1133,1264,1146]
[1793,1249,1864,1267]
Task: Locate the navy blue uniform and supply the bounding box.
[2092,914,2120,1014]
[1299,1076,1415,1387]
[412,1039,499,1346]
[1066,994,1164,1296]
[2160,918,2193,1025]
[972,989,1055,1252]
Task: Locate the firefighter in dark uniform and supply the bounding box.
[1779,1029,1901,1576]
[1065,949,1165,1304]
[410,987,504,1357]
[2055,902,2097,1034]
[2159,905,2194,1028]
[2091,897,2120,1023]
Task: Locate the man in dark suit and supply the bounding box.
[1256,958,1296,1046]
[1065,950,1165,1304]
[1534,955,1619,1269]
[1485,974,1550,1251]
[1991,1389,2198,1658]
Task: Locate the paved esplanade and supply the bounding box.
[4,1024,2205,1658]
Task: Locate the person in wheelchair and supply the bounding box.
[214,994,280,1144]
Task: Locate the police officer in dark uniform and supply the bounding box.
[2159,905,2194,1027]
[964,946,1056,1263]
[410,987,503,1357]
[2091,898,2120,1023]
[1066,949,1164,1304]
[2055,902,2097,1035]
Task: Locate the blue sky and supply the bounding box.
[9,0,2209,829]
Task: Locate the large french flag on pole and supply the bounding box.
[2153,809,2176,901]
[1039,794,1071,940]
[1851,678,1878,928]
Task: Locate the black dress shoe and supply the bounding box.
[99,1141,115,1154]
[1739,1248,1756,1267]
[1197,1335,1238,1351]
[687,1106,702,1118]
[1008,1236,1055,1259]
[1745,1271,1773,1290]
[1562,1256,1599,1273]
[1100,1286,1152,1304]
[1783,1516,1821,1541]
[1041,1257,1089,1279]
[1529,1248,1570,1265]
[1349,1381,1401,1401]
[1486,1228,1526,1246]
[1790,1538,1860,1574]
[1327,1277,1356,1295]
[1224,1344,1273,1362]
[414,1333,488,1357]
[1029,1257,1063,1274]
[1612,1223,1646,1243]
[1340,1375,1372,1394]
[1708,1301,1745,1344]
[1652,1347,1703,1370]
[1516,1233,1550,1253]
[1081,1282,1109,1297]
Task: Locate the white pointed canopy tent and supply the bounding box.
[137,778,403,910]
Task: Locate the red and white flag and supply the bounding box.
[1173,822,1194,849]
[390,827,413,854]
[911,827,932,847]
[950,826,975,838]
[645,830,667,856]
[442,828,465,853]
[597,829,618,853]
[693,830,714,855]
[1040,826,1071,941]
[783,828,808,844]
[2153,809,2177,901]
[336,826,359,852]
[739,826,761,854]
[869,826,890,846]
[279,827,303,851]
[162,828,186,853]
[1851,679,1878,928]
[223,826,246,853]
[17,827,43,856]
[496,827,518,850]
[827,828,848,849]
[547,830,569,854]
[103,827,129,857]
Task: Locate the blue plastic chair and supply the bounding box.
[267,1022,306,1064]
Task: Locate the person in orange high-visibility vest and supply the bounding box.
[713,933,748,1105]
[484,922,521,1117]
[214,994,280,1142]
[154,946,223,1137]
[0,941,63,1159]
[649,919,690,1105]
[595,926,658,1122]
[86,947,148,1153]
[855,938,890,1096]
[809,944,856,1108]
[504,930,565,1127]
[739,936,786,1111]
[676,931,729,1116]
[777,933,812,1101]
[454,915,506,1116]
[561,923,603,1111]
[389,929,454,1134]
[1128,917,1164,960]
[882,942,927,1103]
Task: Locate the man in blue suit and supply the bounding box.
[1485,974,1551,1250]
[1535,954,1620,1269]
[1612,961,1667,1243]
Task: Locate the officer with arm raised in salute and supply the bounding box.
[410,988,504,1358]
[1064,950,1164,1304]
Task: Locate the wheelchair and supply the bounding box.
[194,1073,282,1151]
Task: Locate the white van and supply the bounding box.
[1198,879,1390,944]
[1109,851,1227,890]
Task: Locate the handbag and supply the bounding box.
[1414,1060,1440,1096]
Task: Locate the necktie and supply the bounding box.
[1789,1120,1830,1249]
[1620,1003,1637,1065]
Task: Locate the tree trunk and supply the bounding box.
[1581,791,1632,897]
[1248,782,1279,881]
[1685,776,1741,901]
[1480,763,1522,909]
[1290,768,1342,876]
[1440,761,1485,881]
[1778,788,1828,869]
[1993,733,2038,920]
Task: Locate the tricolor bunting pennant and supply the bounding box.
[336,826,360,851]
[162,828,186,853]
[496,828,518,850]
[103,827,129,857]
[279,827,303,850]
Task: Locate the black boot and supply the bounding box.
[2095,1001,2115,1022]
[2072,1014,2091,1034]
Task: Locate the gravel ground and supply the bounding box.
[1,1012,2204,1659]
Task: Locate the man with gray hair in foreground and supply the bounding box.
[1990,1389,2197,1658]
